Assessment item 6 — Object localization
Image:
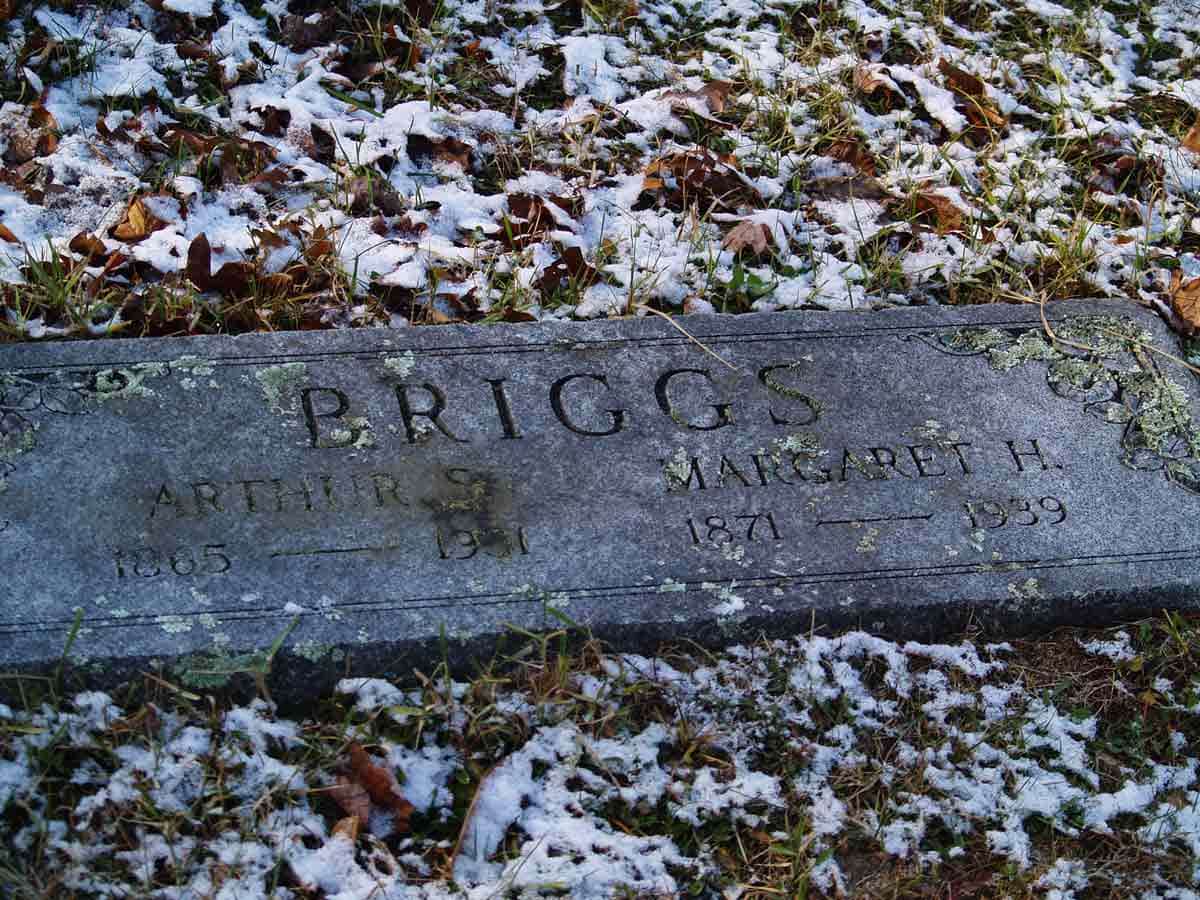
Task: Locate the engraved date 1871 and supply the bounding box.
[686,512,783,545]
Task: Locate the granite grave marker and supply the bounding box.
[1,299,1198,697]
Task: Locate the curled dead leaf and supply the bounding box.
[937,58,1006,130]
[722,220,773,256]
[328,775,371,823]
[642,150,759,212]
[1183,119,1200,155]
[538,246,599,297]
[912,191,965,234]
[0,223,19,244]
[332,815,361,842]
[853,64,904,109]
[823,138,877,176]
[69,232,107,261]
[348,743,415,827]
[186,233,212,289]
[664,80,734,120]
[407,134,471,171]
[110,198,165,243]
[1169,269,1200,335]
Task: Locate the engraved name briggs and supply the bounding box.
[131,354,1077,584]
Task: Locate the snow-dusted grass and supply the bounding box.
[1,614,1198,897]
[4,0,1200,337]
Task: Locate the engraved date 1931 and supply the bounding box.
[435,525,530,560]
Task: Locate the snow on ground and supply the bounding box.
[2,0,1200,336]
[0,629,1197,897]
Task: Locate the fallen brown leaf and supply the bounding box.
[853,64,904,109]
[69,232,107,261]
[912,191,965,234]
[538,246,599,296]
[722,220,773,256]
[937,58,1006,129]
[332,815,361,842]
[348,743,415,826]
[1183,119,1200,155]
[824,138,877,176]
[209,261,258,297]
[0,223,19,244]
[328,775,371,823]
[110,198,165,243]
[407,134,471,171]
[642,150,759,212]
[1169,269,1200,334]
[664,80,734,118]
[186,233,212,289]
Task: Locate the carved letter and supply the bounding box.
[1006,439,1051,472]
[655,368,733,431]
[662,455,706,491]
[238,479,268,512]
[369,472,408,507]
[869,447,911,478]
[394,383,466,444]
[551,373,626,436]
[272,479,314,513]
[906,444,946,477]
[717,455,752,487]
[301,388,362,449]
[486,378,522,439]
[314,474,338,510]
[191,481,224,514]
[949,442,973,475]
[840,450,881,481]
[758,364,821,426]
[149,484,184,519]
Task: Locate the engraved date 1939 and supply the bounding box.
[964,496,1066,529]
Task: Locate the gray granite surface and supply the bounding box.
[2,299,1198,698]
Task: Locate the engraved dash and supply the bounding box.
[817,513,934,526]
[271,544,405,558]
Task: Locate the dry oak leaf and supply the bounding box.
[348,742,415,827]
[912,191,965,234]
[823,138,877,176]
[853,64,904,109]
[722,220,773,256]
[937,58,1005,129]
[1183,119,1200,155]
[110,198,166,243]
[664,80,734,120]
[1169,269,1200,334]
[186,232,260,297]
[0,223,19,244]
[69,231,107,261]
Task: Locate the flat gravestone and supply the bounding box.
[2,299,1198,697]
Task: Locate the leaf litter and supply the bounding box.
[1,624,1198,896]
[3,0,1200,334]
